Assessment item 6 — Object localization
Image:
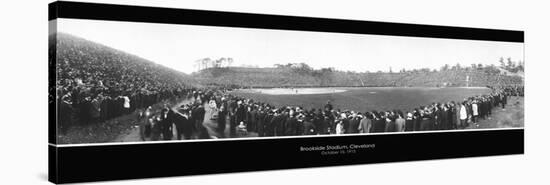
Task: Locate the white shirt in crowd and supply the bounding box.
[460,105,468,120]
[123,96,130,108]
[335,123,345,135]
[472,103,478,116]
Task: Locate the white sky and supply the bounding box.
[57,18,524,74]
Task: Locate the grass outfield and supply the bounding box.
[231,87,492,112]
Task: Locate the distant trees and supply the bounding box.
[195,57,234,71]
[440,64,450,71]
[499,57,506,68]
[498,57,524,73]
[193,57,524,87]
[452,63,462,70]
[274,62,316,74]
[193,59,523,88]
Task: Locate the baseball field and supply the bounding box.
[231,87,492,112]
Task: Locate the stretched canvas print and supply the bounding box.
[49,1,524,184]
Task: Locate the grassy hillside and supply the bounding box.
[192,66,523,88]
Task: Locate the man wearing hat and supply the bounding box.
[192,104,206,133]
[324,100,333,112]
[372,112,386,133]
[347,112,361,134]
[234,100,246,136]
[264,109,277,137]
[160,107,173,140]
[172,108,193,140]
[58,93,74,135]
[405,112,414,131]
[313,110,327,135]
[256,106,267,137]
[284,109,298,136]
[302,114,316,135]
[274,109,287,136]
[228,99,238,137]
[217,104,227,137]
[358,112,373,133]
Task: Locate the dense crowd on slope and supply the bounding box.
[54,33,195,134]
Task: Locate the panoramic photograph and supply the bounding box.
[51,19,524,144]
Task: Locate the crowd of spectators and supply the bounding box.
[217,86,522,137]
[195,65,524,88]
[55,33,195,134]
[53,33,524,139]
[137,85,523,141]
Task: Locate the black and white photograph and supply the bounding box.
[7,0,550,184]
[52,17,524,145]
[6,0,550,184]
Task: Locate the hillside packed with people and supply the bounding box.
[54,33,197,134]
[135,85,523,141]
[193,62,524,88]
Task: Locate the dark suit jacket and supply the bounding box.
[193,107,206,123]
[159,113,173,140]
[347,118,360,134]
[284,117,298,136]
[372,118,386,133]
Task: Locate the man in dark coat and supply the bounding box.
[256,108,266,137]
[413,109,422,131]
[159,108,173,140]
[100,94,109,122]
[172,109,193,140]
[448,103,456,130]
[150,116,162,141]
[295,114,305,136]
[247,106,258,132]
[433,106,443,130]
[217,105,227,137]
[235,101,246,129]
[228,100,238,137]
[58,95,74,135]
[347,113,361,134]
[302,115,316,135]
[324,100,333,112]
[284,111,298,136]
[264,110,275,137]
[372,112,386,133]
[440,105,449,130]
[420,110,433,131]
[192,104,206,132]
[384,114,397,132]
[313,112,328,135]
[273,111,287,136]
